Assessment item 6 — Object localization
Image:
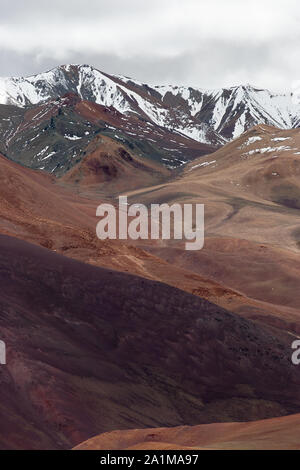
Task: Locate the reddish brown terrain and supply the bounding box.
[126,126,300,334]
[0,90,218,175]
[0,148,271,318]
[75,98,220,160]
[2,235,300,450]
[75,414,300,450]
[1,99,300,450]
[61,134,170,194]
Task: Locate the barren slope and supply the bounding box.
[74,413,300,450]
[1,235,300,449]
[0,148,269,321]
[1,124,300,451]
[124,126,300,332]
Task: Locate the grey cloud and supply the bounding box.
[0,0,299,91]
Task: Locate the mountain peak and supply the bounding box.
[0,65,299,145]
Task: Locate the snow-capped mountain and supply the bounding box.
[0,64,299,145]
[155,83,300,140]
[0,91,216,175]
[0,65,222,146]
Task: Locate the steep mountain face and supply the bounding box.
[1,234,300,449]
[0,64,299,146]
[0,90,218,175]
[0,65,223,147]
[155,84,300,140]
[0,94,97,175]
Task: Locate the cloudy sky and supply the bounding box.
[0,0,299,91]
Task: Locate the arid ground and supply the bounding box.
[1,102,300,450]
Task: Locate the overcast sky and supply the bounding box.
[0,0,299,91]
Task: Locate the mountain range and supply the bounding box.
[0,65,299,164]
[1,64,300,450]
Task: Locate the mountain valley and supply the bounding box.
[0,65,300,450]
